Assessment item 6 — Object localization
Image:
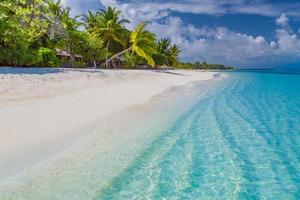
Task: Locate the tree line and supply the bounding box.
[180,62,235,70]
[0,0,235,70]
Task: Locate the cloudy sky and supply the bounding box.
[61,0,300,69]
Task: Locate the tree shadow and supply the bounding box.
[0,67,106,75]
[154,70,185,76]
[0,67,65,75]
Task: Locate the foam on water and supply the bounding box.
[1,72,300,199]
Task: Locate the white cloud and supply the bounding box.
[62,0,300,20]
[146,15,300,68]
[98,0,117,7]
[276,13,289,26]
[147,17,277,67]
[274,14,300,59]
[98,0,300,22]
[275,29,300,56]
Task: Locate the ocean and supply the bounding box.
[1,70,300,199]
[100,71,300,199]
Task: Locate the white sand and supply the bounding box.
[0,68,216,181]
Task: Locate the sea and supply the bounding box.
[1,69,300,199]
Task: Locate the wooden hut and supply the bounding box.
[55,49,83,63]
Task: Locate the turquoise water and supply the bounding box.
[1,71,300,199]
[99,72,300,199]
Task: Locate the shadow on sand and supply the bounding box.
[0,67,106,75]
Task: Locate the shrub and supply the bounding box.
[37,48,59,67]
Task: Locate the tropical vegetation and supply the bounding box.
[0,0,234,70]
[180,62,235,70]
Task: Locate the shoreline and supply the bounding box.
[0,69,218,182]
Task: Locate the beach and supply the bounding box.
[0,68,216,183]
[3,0,300,198]
[1,69,300,200]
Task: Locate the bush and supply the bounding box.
[37,48,59,67]
[123,52,140,68]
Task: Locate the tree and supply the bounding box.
[154,38,181,67]
[45,0,67,44]
[81,34,106,67]
[169,44,181,66]
[154,38,171,66]
[1,3,222,69]
[0,0,48,66]
[82,10,98,30]
[88,6,129,68]
[59,8,83,67]
[105,22,157,67]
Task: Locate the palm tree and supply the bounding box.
[45,0,69,43]
[169,44,181,66]
[105,22,157,67]
[47,0,63,17]
[88,6,129,68]
[154,38,181,66]
[82,10,98,30]
[155,38,172,66]
[60,9,82,67]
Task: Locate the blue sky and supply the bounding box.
[61,0,300,69]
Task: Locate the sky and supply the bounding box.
[60,0,300,69]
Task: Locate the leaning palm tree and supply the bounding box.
[88,6,129,68]
[105,22,157,67]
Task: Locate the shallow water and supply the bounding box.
[1,71,300,199]
[100,72,300,199]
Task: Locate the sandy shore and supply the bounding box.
[0,68,216,182]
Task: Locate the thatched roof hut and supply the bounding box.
[55,49,83,61]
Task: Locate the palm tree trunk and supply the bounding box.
[112,60,116,69]
[105,39,110,68]
[106,47,132,67]
[67,46,75,68]
[104,47,132,67]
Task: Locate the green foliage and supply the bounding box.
[105,22,157,67]
[37,48,59,67]
[154,39,181,67]
[177,61,235,70]
[81,34,106,62]
[0,0,49,66]
[130,23,157,67]
[123,52,141,68]
[0,47,37,66]
[88,7,129,51]
[0,1,233,69]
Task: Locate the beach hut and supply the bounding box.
[55,49,83,67]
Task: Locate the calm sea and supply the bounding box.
[1,69,300,199]
[100,70,300,199]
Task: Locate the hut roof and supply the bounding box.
[55,49,83,58]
